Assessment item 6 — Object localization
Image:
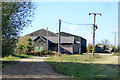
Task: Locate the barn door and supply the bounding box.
[35,46,39,51]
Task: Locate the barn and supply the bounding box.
[59,32,87,53]
[30,36,78,54]
[26,28,87,54]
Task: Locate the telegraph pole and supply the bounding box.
[47,27,48,50]
[79,37,81,54]
[89,13,101,56]
[58,19,61,56]
[112,32,117,53]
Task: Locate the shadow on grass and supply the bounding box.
[2,61,120,80]
[11,54,30,58]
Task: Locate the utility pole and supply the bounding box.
[47,27,48,50]
[89,13,101,56]
[58,19,61,56]
[112,32,117,53]
[79,37,81,54]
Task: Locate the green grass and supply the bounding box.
[47,54,110,63]
[47,54,119,78]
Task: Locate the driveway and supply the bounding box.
[2,57,68,78]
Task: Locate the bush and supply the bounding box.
[14,36,33,55]
[30,50,55,56]
[112,52,120,56]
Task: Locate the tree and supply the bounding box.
[101,39,109,47]
[87,43,92,53]
[2,2,36,57]
[14,36,33,54]
[97,43,102,46]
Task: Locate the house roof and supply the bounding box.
[44,37,75,43]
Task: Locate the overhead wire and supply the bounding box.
[62,20,93,26]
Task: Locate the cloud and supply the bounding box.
[112,28,118,32]
[32,0,118,2]
[87,36,92,44]
[68,25,80,31]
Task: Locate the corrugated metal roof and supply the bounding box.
[29,36,74,43]
[45,37,74,43]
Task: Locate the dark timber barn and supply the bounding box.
[26,29,87,54]
[59,32,87,53]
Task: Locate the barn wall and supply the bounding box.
[61,43,73,54]
[75,43,79,53]
[49,43,73,54]
[60,32,87,53]
[33,38,47,51]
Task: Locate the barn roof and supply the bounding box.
[29,36,39,41]
[44,36,75,43]
[26,28,57,37]
[29,36,74,43]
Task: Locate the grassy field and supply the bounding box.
[47,54,119,78]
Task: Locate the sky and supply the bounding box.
[20,2,118,46]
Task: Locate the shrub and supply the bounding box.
[112,52,120,56]
[14,36,33,54]
[30,50,55,56]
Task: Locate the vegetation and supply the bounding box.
[2,2,36,57]
[47,54,107,63]
[30,50,55,56]
[101,39,110,46]
[14,36,33,55]
[112,52,120,56]
[47,54,118,78]
[1,53,36,68]
[1,53,35,61]
[87,43,92,53]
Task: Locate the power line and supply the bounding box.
[51,23,58,30]
[62,21,93,26]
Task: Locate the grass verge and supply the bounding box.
[1,53,37,68]
[46,54,119,78]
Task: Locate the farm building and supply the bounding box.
[58,32,87,53]
[30,36,77,54]
[26,28,87,54]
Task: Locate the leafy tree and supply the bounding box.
[14,36,33,54]
[87,43,92,53]
[97,43,102,46]
[2,2,36,57]
[101,39,110,47]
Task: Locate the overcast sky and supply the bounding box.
[20,2,118,46]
